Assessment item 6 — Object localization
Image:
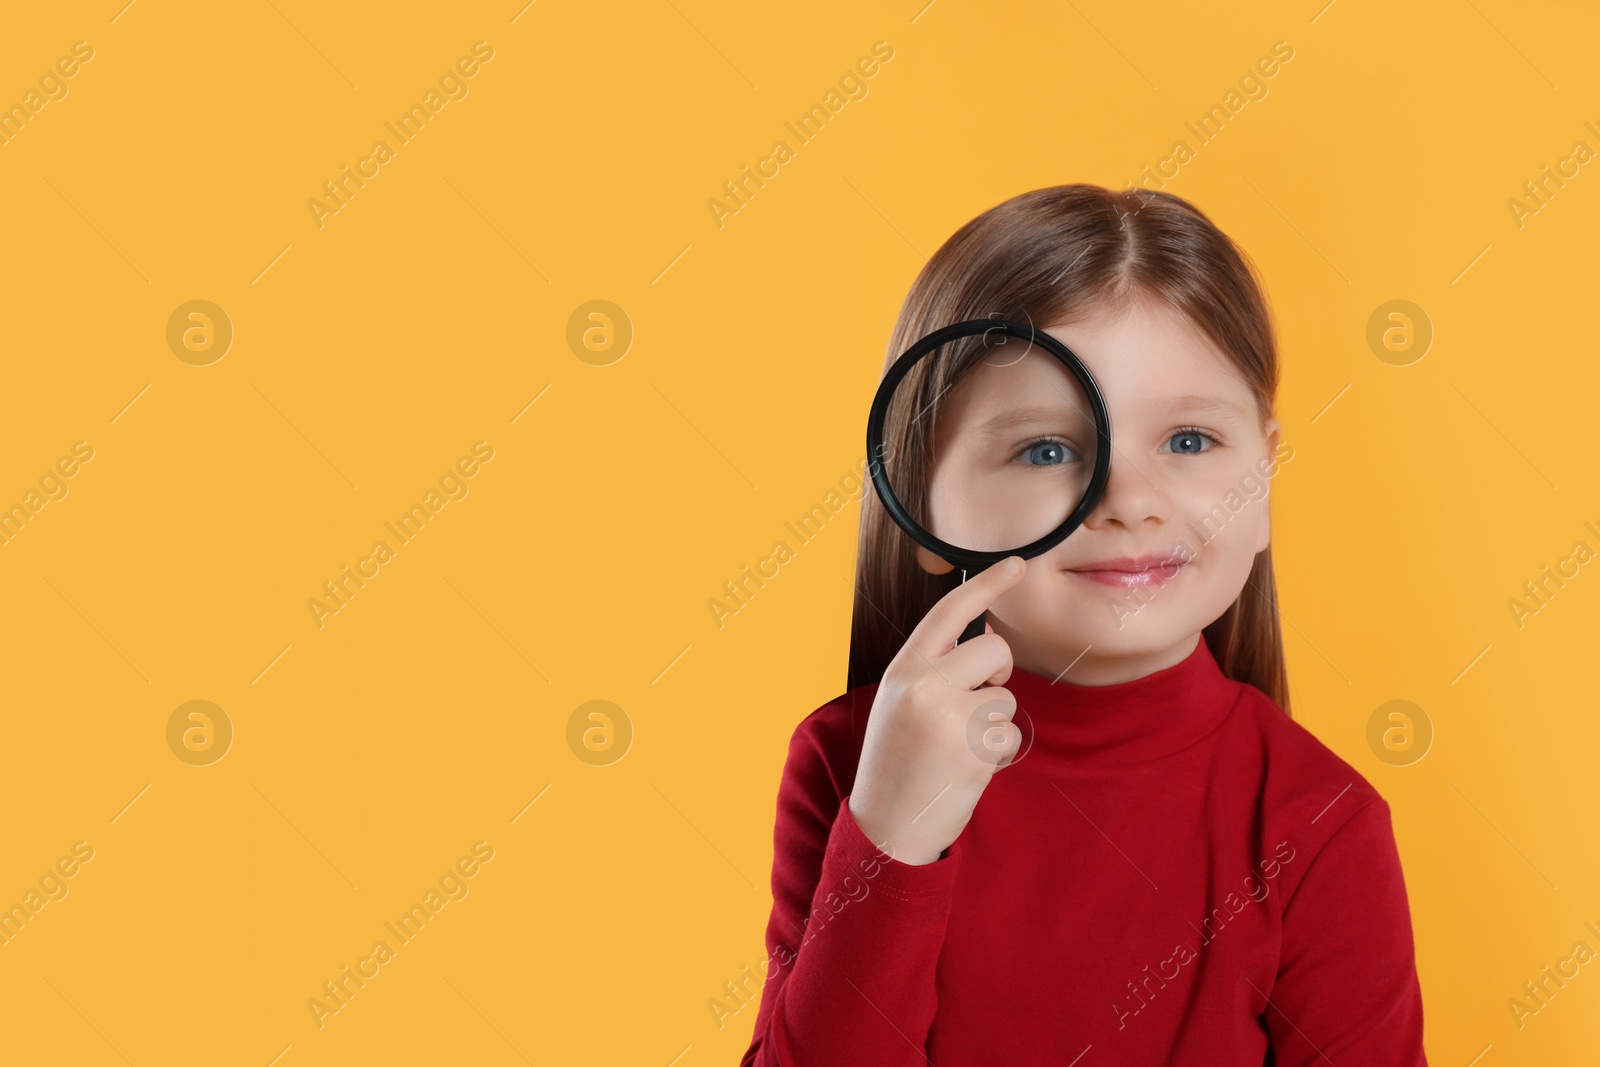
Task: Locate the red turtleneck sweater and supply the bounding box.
[739,636,1427,1065]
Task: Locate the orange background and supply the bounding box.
[0,0,1595,1062]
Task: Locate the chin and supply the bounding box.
[1005,610,1149,657]
[1087,627,1188,660]
[1057,598,1204,653]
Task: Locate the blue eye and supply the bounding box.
[1018,438,1077,466]
[1166,427,1218,454]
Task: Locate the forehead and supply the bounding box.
[932,299,1257,435]
[1042,300,1255,422]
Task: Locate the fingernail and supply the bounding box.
[1002,556,1023,576]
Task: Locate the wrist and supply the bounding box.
[847,795,945,865]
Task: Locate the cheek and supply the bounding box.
[931,470,1073,554]
[1178,475,1263,549]
[992,568,1068,623]
[1190,504,1267,586]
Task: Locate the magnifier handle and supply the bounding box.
[957,610,987,646]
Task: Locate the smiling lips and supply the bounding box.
[1067,554,1188,589]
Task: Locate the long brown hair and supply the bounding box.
[846,183,1291,716]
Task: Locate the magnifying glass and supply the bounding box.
[865,319,1113,646]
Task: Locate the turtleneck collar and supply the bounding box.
[1003,635,1242,766]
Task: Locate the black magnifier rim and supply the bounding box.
[865,319,1113,573]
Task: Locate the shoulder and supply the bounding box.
[780,679,881,801]
[1225,681,1397,886]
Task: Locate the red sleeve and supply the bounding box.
[1265,797,1428,1064]
[739,714,960,1067]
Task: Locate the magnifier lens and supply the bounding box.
[882,332,1099,559]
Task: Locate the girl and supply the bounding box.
[739,184,1427,1064]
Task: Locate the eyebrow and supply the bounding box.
[1156,394,1249,420]
[973,393,1246,438]
[974,405,1085,438]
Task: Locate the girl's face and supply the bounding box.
[916,296,1281,686]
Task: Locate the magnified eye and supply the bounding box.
[1019,437,1078,467]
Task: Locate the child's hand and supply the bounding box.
[848,556,1028,866]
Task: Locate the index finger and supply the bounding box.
[905,556,1027,660]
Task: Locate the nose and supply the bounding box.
[1082,448,1171,532]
